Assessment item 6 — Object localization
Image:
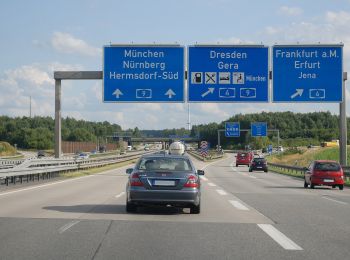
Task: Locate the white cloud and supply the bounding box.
[51,32,101,57]
[326,11,350,26]
[216,37,255,45]
[279,6,303,16]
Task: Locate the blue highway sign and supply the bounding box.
[273,45,343,102]
[251,122,267,137]
[225,122,240,137]
[103,45,184,102]
[188,45,269,102]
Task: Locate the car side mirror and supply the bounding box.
[197,170,205,175]
[126,168,133,174]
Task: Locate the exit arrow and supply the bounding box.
[201,88,215,98]
[113,89,123,98]
[291,89,304,99]
[165,89,176,99]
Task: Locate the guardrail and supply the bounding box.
[0,151,151,187]
[268,162,350,178]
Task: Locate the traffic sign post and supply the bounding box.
[273,45,343,102]
[251,122,267,137]
[225,122,240,137]
[188,45,269,102]
[103,45,185,102]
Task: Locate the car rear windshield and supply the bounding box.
[238,153,247,157]
[314,162,341,171]
[137,157,193,171]
[253,158,266,162]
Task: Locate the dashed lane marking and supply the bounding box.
[58,220,80,234]
[229,200,249,211]
[115,192,125,199]
[257,224,303,251]
[208,182,217,187]
[216,189,227,196]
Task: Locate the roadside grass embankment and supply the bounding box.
[0,142,17,157]
[267,146,350,187]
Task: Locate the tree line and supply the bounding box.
[0,111,347,150]
[0,116,122,150]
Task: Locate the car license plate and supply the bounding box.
[323,179,334,183]
[154,180,175,186]
[257,166,262,168]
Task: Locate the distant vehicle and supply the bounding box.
[276,146,284,152]
[127,145,132,151]
[304,160,344,190]
[78,153,89,159]
[321,140,339,147]
[168,141,185,155]
[37,150,45,158]
[144,147,150,151]
[125,154,204,213]
[236,152,253,167]
[249,158,268,172]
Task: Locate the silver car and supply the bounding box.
[125,154,204,214]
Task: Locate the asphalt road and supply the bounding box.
[0,154,349,259]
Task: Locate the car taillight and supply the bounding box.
[184,175,199,188]
[130,172,143,187]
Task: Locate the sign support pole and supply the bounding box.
[54,79,62,158]
[54,71,103,158]
[340,72,348,166]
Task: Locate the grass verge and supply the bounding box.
[61,159,138,179]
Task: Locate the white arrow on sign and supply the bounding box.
[165,89,176,99]
[201,88,215,98]
[113,89,123,98]
[291,89,304,99]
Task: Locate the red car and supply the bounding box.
[304,160,344,190]
[236,152,253,167]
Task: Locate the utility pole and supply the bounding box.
[339,72,347,166]
[187,103,191,130]
[29,96,32,118]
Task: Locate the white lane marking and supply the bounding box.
[322,196,348,205]
[249,176,257,179]
[0,166,131,198]
[115,192,126,199]
[200,157,228,171]
[257,224,303,251]
[200,176,208,181]
[208,182,217,187]
[58,220,80,234]
[216,189,227,196]
[229,200,249,211]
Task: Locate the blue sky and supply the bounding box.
[1,0,350,129]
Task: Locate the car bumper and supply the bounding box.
[251,166,268,171]
[127,188,200,206]
[311,177,344,185]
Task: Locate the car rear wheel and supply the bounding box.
[190,203,200,214]
[339,185,344,190]
[249,169,253,172]
[126,201,137,213]
[310,183,315,189]
[304,180,308,188]
[264,170,268,173]
[236,164,238,167]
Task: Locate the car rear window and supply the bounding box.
[238,153,247,157]
[138,157,192,171]
[314,162,341,171]
[253,158,266,162]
